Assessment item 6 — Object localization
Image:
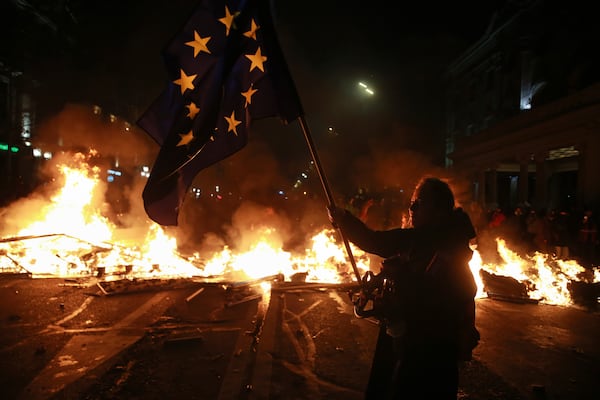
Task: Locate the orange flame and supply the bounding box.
[469,238,598,305]
[0,154,598,307]
[17,153,114,245]
[0,152,370,283]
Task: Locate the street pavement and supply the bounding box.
[0,275,598,400]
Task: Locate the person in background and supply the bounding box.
[488,207,506,229]
[578,209,598,267]
[328,176,479,399]
[550,209,571,259]
[527,208,552,254]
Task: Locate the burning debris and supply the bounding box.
[0,151,373,287]
[1,233,112,277]
[94,278,201,297]
[568,280,600,307]
[185,287,206,303]
[471,238,599,307]
[0,231,205,280]
[479,270,538,304]
[0,151,598,309]
[224,274,282,308]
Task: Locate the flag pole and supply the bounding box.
[297,116,363,285]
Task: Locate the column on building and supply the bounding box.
[488,167,498,209]
[575,142,586,210]
[476,167,486,206]
[518,154,530,205]
[534,151,548,210]
[578,134,600,210]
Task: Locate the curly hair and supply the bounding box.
[413,177,455,214]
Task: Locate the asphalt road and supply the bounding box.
[0,275,598,400]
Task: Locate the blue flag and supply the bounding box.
[138,0,303,226]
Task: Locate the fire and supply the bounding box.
[0,153,597,307]
[0,152,369,283]
[470,238,598,305]
[468,250,486,299]
[17,152,114,245]
[200,228,370,283]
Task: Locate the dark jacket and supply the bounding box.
[335,207,479,360]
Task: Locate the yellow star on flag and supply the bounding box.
[174,69,197,94]
[177,130,194,146]
[185,31,211,57]
[224,111,242,135]
[245,47,267,72]
[218,6,237,36]
[241,84,258,107]
[186,102,200,119]
[244,19,259,40]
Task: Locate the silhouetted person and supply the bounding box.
[550,209,571,259]
[527,208,552,254]
[328,177,479,399]
[578,210,598,267]
[488,207,506,229]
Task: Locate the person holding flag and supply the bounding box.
[328,177,480,399]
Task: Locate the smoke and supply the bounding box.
[173,120,477,254]
[35,103,157,168]
[2,103,329,254]
[175,134,328,254]
[0,185,57,237]
[1,103,477,261]
[331,129,474,229]
[353,128,469,199]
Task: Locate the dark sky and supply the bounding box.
[272,1,505,156]
[2,0,507,188]
[1,0,512,237]
[3,0,504,133]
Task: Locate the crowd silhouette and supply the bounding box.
[476,205,598,268]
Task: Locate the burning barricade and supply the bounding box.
[0,151,369,288]
[470,238,599,307]
[0,151,598,308]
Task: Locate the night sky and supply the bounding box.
[3,1,504,133]
[2,0,508,195]
[273,1,504,158]
[1,0,517,240]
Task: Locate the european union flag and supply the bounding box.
[138,0,303,226]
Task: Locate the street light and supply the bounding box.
[358,81,375,96]
[327,126,339,136]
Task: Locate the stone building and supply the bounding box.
[445,0,600,216]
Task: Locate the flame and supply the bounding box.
[17,152,114,245]
[468,249,486,299]
[470,238,598,305]
[196,227,371,283]
[0,154,597,307]
[0,152,370,283]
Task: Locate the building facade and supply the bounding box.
[0,61,42,206]
[445,0,600,216]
